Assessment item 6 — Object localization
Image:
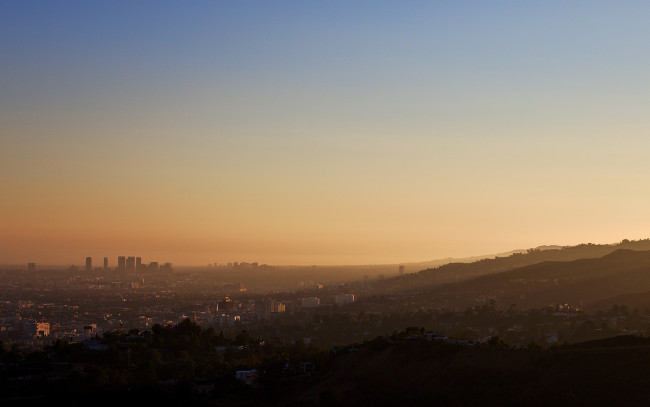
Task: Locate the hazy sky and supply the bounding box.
[3,1,650,266]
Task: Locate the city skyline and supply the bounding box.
[3,2,650,265]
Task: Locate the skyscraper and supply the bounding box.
[27,263,36,272]
[103,257,108,272]
[136,257,142,272]
[126,257,136,273]
[86,257,92,272]
[118,256,126,271]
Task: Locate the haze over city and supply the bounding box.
[3,1,650,267]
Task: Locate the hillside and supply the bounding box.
[371,239,650,296]
[402,249,650,311]
[281,337,650,406]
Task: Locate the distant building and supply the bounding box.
[299,361,315,376]
[136,257,142,271]
[399,265,405,276]
[217,297,239,311]
[273,302,286,313]
[129,281,142,289]
[224,282,247,292]
[23,321,49,338]
[86,257,92,272]
[255,298,273,319]
[215,313,240,327]
[235,370,258,386]
[27,263,36,272]
[334,294,355,306]
[126,257,136,273]
[103,257,108,272]
[148,261,159,272]
[545,332,559,344]
[83,324,97,340]
[193,383,214,395]
[425,332,448,342]
[117,256,126,271]
[35,322,50,337]
[301,297,320,308]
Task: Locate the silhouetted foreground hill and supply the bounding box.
[280,336,650,407]
[4,322,650,407]
[373,239,650,294]
[564,334,650,349]
[409,249,650,310]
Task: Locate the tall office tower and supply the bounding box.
[27,263,36,272]
[103,257,108,272]
[255,298,274,320]
[86,257,92,272]
[148,262,159,272]
[126,256,136,273]
[118,256,126,271]
[136,257,142,272]
[398,265,405,276]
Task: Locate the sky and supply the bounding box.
[2,1,650,266]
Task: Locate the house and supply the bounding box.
[424,332,448,342]
[235,369,259,386]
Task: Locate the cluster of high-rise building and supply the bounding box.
[25,257,172,273]
[229,261,258,270]
[84,257,172,273]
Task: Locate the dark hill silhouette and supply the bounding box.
[371,239,650,295]
[565,334,650,349]
[405,249,650,310]
[281,338,650,406]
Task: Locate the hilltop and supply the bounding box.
[369,247,650,312]
[283,335,650,406]
[370,239,650,297]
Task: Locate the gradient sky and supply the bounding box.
[2,1,650,266]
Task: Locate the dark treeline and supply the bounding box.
[0,319,328,406]
[4,320,650,406]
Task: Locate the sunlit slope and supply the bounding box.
[373,240,650,295]
[411,249,650,310]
